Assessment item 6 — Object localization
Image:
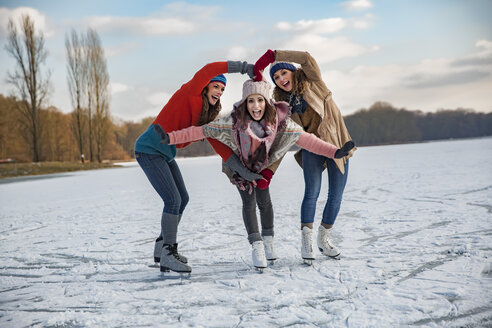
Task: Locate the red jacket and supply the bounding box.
[152,61,233,161]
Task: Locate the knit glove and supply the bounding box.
[154,124,170,144]
[224,154,263,182]
[256,169,274,190]
[227,61,255,79]
[334,141,355,159]
[253,49,275,81]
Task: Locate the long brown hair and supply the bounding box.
[272,69,308,102]
[198,86,221,125]
[233,97,276,127]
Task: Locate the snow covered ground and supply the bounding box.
[1,137,491,327]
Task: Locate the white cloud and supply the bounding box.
[147,92,172,108]
[323,40,492,114]
[111,83,131,95]
[278,34,377,63]
[276,16,372,34]
[85,15,194,36]
[342,0,373,11]
[81,3,221,37]
[276,18,347,34]
[0,7,54,38]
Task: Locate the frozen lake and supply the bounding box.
[1,138,491,327]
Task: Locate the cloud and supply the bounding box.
[85,15,194,36]
[81,2,221,37]
[277,34,378,63]
[0,6,54,37]
[322,40,492,114]
[276,15,372,34]
[341,0,373,11]
[111,82,131,95]
[276,18,347,34]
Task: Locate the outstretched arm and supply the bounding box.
[297,132,355,159]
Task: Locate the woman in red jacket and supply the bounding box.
[135,61,259,273]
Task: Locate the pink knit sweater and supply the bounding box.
[168,126,337,159]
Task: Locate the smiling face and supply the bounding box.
[246,94,266,121]
[272,69,293,92]
[206,82,225,106]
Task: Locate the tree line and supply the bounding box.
[1,14,490,163]
[344,102,492,146]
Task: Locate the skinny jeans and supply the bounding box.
[237,187,274,244]
[300,149,349,225]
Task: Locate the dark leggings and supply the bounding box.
[237,186,274,244]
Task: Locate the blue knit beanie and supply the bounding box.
[210,74,227,86]
[269,62,296,83]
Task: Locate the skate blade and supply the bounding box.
[255,267,266,273]
[148,263,159,268]
[303,259,314,266]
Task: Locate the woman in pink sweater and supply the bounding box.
[159,80,354,270]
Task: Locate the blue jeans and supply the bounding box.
[301,150,349,225]
[135,152,189,234]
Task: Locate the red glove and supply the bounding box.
[256,169,274,190]
[253,49,275,81]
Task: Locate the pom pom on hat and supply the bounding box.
[210,74,227,86]
[269,62,296,83]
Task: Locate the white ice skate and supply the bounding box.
[160,244,192,273]
[317,225,340,258]
[154,237,187,264]
[251,241,267,272]
[263,236,277,262]
[301,226,315,265]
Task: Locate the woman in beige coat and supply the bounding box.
[254,49,355,263]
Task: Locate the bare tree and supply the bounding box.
[5,14,51,162]
[86,28,110,163]
[65,29,87,162]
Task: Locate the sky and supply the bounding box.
[0,0,491,122]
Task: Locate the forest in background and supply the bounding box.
[1,93,490,162]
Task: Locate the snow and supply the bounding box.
[1,137,491,327]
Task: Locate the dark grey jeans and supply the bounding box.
[237,187,274,244]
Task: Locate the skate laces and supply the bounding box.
[321,229,335,249]
[302,230,313,252]
[165,244,180,259]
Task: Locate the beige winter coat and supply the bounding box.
[275,50,355,174]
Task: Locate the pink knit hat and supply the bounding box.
[240,79,272,104]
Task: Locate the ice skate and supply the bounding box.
[160,244,192,273]
[263,236,277,263]
[317,225,340,258]
[154,237,188,264]
[301,226,315,265]
[251,241,267,271]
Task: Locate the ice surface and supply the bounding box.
[1,138,491,327]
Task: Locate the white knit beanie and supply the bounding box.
[240,79,272,104]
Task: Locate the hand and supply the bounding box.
[256,169,274,190]
[334,141,355,158]
[224,154,263,182]
[254,49,275,81]
[245,63,255,79]
[154,124,170,144]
